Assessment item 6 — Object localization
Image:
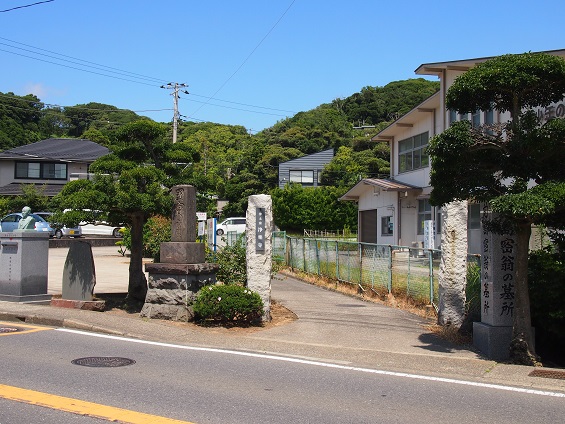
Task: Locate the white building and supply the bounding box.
[340,49,565,253]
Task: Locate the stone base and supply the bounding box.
[0,293,51,304]
[159,242,205,264]
[141,262,219,322]
[50,298,105,312]
[473,322,513,360]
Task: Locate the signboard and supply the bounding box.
[206,218,216,252]
[256,207,265,253]
[423,220,435,250]
[196,212,207,221]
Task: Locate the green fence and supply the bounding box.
[284,236,441,306]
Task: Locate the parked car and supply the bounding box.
[0,212,55,236]
[80,222,124,238]
[216,217,246,236]
[34,212,82,239]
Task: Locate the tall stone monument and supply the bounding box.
[473,206,516,360]
[246,194,273,321]
[438,200,467,327]
[141,185,219,321]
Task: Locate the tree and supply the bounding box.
[51,120,196,302]
[427,52,565,364]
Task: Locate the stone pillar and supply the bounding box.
[246,195,272,321]
[0,231,50,303]
[141,185,218,321]
[473,207,515,360]
[160,185,204,264]
[438,200,467,327]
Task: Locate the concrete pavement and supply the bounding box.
[1,245,565,395]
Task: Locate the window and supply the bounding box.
[289,170,314,186]
[398,132,429,173]
[471,110,480,127]
[418,199,432,235]
[15,161,67,180]
[448,110,457,126]
[381,216,393,236]
[468,203,481,229]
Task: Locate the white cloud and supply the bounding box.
[23,83,67,100]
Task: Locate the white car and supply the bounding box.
[216,217,246,236]
[80,222,124,238]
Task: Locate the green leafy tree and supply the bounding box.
[51,120,196,302]
[427,52,565,364]
[272,184,357,232]
[320,146,389,187]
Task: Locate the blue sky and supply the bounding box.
[1,0,564,133]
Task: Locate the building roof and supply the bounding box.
[0,138,109,162]
[279,148,334,166]
[415,49,565,76]
[371,92,440,142]
[339,178,421,201]
[0,182,65,196]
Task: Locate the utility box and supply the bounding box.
[0,231,50,303]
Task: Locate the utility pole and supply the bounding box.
[161,82,188,143]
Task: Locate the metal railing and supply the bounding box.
[283,236,441,306]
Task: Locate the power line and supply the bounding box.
[0,37,167,84]
[0,0,54,13]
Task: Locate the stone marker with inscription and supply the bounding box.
[141,185,218,321]
[473,207,516,360]
[246,194,272,321]
[0,231,50,303]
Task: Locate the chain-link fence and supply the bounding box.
[284,236,441,306]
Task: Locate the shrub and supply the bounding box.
[193,284,263,324]
[212,234,247,285]
[528,250,565,365]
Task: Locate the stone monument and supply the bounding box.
[473,206,516,360]
[437,200,468,327]
[141,185,219,321]
[246,194,273,321]
[0,230,50,303]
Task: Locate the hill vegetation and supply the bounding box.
[0,78,439,228]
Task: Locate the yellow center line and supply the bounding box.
[0,384,196,424]
[0,321,53,336]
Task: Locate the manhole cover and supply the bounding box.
[529,369,565,380]
[71,357,136,368]
[0,326,21,333]
[336,304,366,308]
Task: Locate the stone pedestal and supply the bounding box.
[141,185,218,321]
[141,263,218,321]
[473,322,513,361]
[0,231,51,303]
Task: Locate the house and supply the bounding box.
[340,49,565,253]
[0,138,109,197]
[278,148,334,188]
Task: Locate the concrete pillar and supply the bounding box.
[246,195,273,321]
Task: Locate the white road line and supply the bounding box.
[56,328,565,399]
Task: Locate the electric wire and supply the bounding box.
[0,0,54,13]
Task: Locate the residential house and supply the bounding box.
[278,148,334,188]
[340,49,565,253]
[0,138,109,197]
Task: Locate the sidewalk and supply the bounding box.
[1,245,564,395]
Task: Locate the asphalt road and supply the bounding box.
[1,323,564,424]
